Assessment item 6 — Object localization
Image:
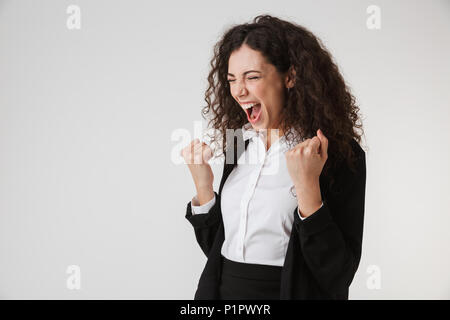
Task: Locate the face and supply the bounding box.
[227,44,293,134]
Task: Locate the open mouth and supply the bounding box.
[245,103,262,123]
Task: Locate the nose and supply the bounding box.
[234,81,247,98]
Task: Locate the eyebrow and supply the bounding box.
[227,70,262,77]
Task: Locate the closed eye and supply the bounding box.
[227,77,259,83]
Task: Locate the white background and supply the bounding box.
[0,0,449,299]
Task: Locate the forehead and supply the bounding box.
[228,44,268,73]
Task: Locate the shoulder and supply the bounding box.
[323,138,366,200]
[350,138,366,174]
[339,138,366,173]
[350,138,365,158]
[346,139,366,177]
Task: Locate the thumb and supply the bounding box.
[316,129,328,156]
[310,136,321,154]
[201,142,213,162]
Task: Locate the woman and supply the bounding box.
[181,14,366,300]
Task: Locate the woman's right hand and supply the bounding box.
[181,139,214,190]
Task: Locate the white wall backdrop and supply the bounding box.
[0,0,449,299]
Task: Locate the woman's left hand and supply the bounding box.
[285,129,328,189]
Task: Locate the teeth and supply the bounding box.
[242,102,259,109]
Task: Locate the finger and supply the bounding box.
[202,146,213,162]
[198,142,212,154]
[192,138,201,148]
[317,129,328,154]
[193,142,208,154]
[192,145,204,164]
[296,138,309,150]
[301,138,314,152]
[310,136,321,154]
[193,142,212,163]
[190,139,199,151]
[192,139,205,154]
[182,139,196,156]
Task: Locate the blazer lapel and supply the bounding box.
[218,132,250,196]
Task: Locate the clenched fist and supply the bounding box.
[181,139,214,190]
[285,129,328,190]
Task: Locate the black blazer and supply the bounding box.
[185,132,366,300]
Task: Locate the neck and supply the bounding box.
[265,128,284,151]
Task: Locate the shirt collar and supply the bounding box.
[241,122,302,148]
[242,122,260,141]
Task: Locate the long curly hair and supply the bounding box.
[201,14,365,188]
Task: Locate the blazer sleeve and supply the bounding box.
[293,147,366,296]
[191,194,216,215]
[185,191,222,257]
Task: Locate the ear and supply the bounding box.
[284,65,296,90]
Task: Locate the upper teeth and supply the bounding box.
[242,103,259,109]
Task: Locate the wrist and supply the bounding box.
[294,178,320,194]
[195,183,213,192]
[298,200,323,218]
[195,186,214,206]
[295,179,322,218]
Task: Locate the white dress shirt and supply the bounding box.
[190,123,323,267]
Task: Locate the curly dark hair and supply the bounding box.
[201,14,365,189]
